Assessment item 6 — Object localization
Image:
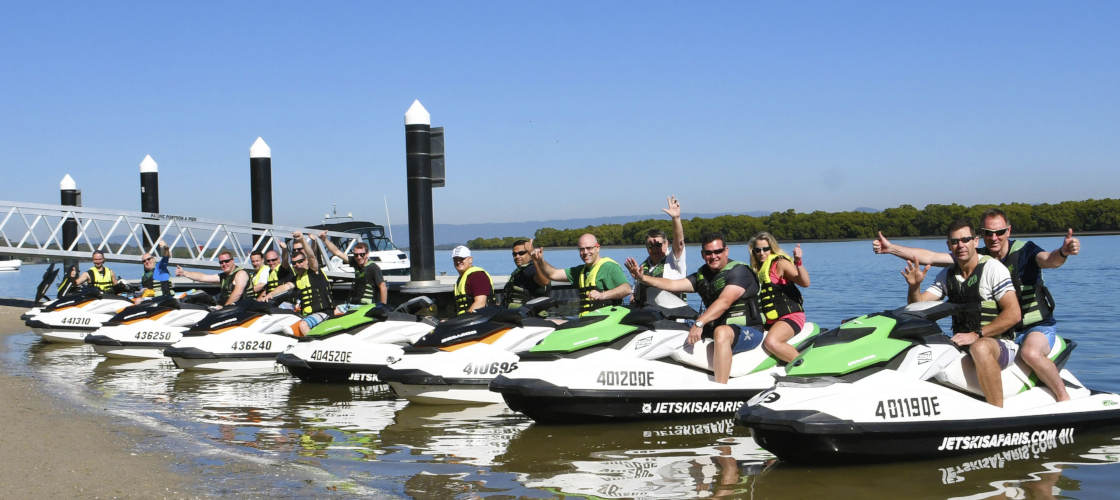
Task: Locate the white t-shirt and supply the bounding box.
[925,257,1014,303]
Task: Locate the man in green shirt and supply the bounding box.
[531,233,631,316]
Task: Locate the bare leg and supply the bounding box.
[971,338,1004,407]
[762,321,800,363]
[712,325,734,384]
[1020,331,1070,402]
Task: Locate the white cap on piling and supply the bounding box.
[404,99,430,126]
[139,154,159,173]
[250,137,271,159]
[60,174,77,190]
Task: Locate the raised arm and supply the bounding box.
[902,259,937,303]
[664,196,685,260]
[1036,228,1080,269]
[294,232,319,273]
[529,241,568,284]
[874,231,953,267]
[318,231,347,260]
[775,245,810,287]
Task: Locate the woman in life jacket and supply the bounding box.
[747,232,810,362]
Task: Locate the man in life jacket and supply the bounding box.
[903,218,1022,407]
[875,209,1079,403]
[626,232,765,384]
[134,240,173,303]
[258,232,333,335]
[531,233,631,316]
[253,249,295,301]
[451,245,493,315]
[176,250,253,308]
[502,239,549,310]
[631,195,688,308]
[318,231,388,312]
[73,250,122,292]
[249,250,270,296]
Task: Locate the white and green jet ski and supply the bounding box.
[276,296,438,383]
[378,297,556,405]
[489,302,820,423]
[736,301,1120,464]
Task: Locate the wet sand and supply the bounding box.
[0,305,187,498]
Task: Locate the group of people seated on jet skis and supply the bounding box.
[876,208,1081,407]
[57,200,1081,399]
[58,242,174,304]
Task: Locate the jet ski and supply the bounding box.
[735,301,1120,465]
[378,297,557,405]
[489,301,820,423]
[277,296,438,383]
[83,292,215,359]
[163,298,302,371]
[25,286,135,343]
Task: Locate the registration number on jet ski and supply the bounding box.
[597,370,654,387]
[230,340,273,351]
[875,396,941,419]
[463,362,517,375]
[134,331,172,341]
[60,317,91,325]
[309,350,351,363]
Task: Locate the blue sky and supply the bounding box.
[2,2,1116,227]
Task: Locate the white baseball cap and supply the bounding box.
[451,245,471,259]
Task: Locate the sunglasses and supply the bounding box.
[752,246,772,254]
[218,258,233,264]
[979,227,1009,237]
[142,257,154,262]
[947,235,977,246]
[353,252,368,257]
[512,250,528,256]
[701,247,726,257]
[291,258,306,264]
[646,241,666,249]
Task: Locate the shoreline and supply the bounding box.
[0,304,188,497]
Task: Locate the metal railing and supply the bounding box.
[0,200,365,278]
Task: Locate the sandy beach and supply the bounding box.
[0,304,187,498]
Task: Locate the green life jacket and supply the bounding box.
[350,261,382,305]
[141,269,154,290]
[577,257,623,316]
[88,266,116,292]
[755,253,804,323]
[295,268,333,316]
[945,256,1004,337]
[503,264,548,310]
[693,260,764,327]
[632,257,686,308]
[454,266,494,315]
[218,267,254,304]
[983,240,1055,331]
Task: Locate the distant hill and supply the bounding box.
[390,211,773,247]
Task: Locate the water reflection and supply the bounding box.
[13,330,1120,498]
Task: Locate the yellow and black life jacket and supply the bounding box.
[454,266,494,315]
[88,266,116,292]
[577,257,623,315]
[755,253,804,323]
[295,268,333,316]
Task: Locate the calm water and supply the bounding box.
[3,235,1120,498]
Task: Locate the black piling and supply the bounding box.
[249,137,273,248]
[140,154,160,246]
[59,174,80,267]
[405,100,436,283]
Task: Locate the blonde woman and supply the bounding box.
[747,232,810,362]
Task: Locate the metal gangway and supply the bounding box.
[0,200,370,279]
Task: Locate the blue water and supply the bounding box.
[4,235,1120,498]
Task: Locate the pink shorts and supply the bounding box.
[768,312,806,332]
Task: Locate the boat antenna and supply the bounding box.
[384,195,394,241]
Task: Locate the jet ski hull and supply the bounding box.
[277,320,433,382]
[85,327,185,359]
[165,325,299,371]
